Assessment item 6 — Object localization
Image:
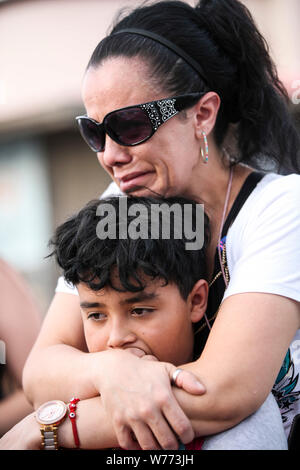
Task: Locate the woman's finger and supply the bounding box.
[161,394,195,445]
[128,421,162,450]
[113,424,143,451]
[171,367,206,395]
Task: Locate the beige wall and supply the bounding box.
[0,0,298,136]
[243,0,300,98]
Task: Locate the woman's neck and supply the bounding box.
[190,162,253,228]
[197,162,254,281]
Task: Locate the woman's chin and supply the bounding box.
[124,184,166,198]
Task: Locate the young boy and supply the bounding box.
[0,196,287,450]
[49,195,286,450]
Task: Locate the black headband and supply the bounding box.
[111,28,208,86]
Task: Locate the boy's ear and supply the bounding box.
[188,279,209,323]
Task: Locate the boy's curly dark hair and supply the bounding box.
[49,196,210,301]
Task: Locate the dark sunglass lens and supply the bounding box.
[77,118,105,152]
[106,108,153,145]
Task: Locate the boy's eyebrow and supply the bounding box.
[80,292,159,309]
[80,301,105,309]
[119,292,159,305]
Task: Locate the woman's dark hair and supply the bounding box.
[49,196,210,301]
[87,0,300,173]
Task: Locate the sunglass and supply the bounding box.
[76,92,204,152]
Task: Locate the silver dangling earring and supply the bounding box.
[200,130,208,164]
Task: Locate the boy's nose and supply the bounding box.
[106,319,137,349]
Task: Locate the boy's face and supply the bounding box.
[78,276,206,366]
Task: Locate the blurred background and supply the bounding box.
[0,0,300,316]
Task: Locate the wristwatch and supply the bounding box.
[35,400,67,450]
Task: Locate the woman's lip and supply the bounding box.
[120,171,147,182]
[118,172,154,192]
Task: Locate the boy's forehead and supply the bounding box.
[77,278,164,303]
[76,275,184,308]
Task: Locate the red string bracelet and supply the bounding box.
[68,397,80,448]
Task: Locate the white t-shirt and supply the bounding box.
[224,173,300,302]
[223,172,300,438]
[55,175,300,438]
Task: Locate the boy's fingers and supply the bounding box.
[171,368,206,395]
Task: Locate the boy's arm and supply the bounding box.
[22,293,98,406]
[60,397,118,450]
[1,389,287,451]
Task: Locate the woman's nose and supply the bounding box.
[100,136,132,169]
[106,319,136,349]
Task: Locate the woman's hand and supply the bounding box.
[141,353,207,394]
[0,412,40,450]
[92,349,205,450]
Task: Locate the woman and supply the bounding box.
[23,0,300,450]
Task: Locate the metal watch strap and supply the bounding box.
[40,425,59,450]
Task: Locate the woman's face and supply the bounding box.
[81,57,201,198]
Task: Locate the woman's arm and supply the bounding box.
[174,292,299,435]
[0,396,118,451]
[22,292,96,406]
[0,391,287,451]
[63,392,288,451]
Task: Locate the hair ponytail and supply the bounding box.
[195,0,300,172]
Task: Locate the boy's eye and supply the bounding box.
[131,308,154,316]
[87,312,106,321]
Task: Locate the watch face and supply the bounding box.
[36,400,67,425]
